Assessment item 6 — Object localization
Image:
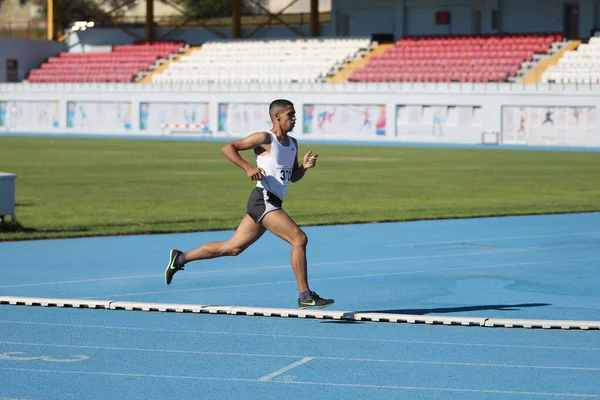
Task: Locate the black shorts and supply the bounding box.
[246,187,283,223]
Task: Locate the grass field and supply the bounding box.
[1,136,599,241]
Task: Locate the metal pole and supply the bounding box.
[146,0,154,42]
[47,0,55,40]
[232,0,242,38]
[310,0,319,37]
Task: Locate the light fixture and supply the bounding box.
[71,21,95,31]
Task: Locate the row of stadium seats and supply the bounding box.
[348,34,562,83]
[541,37,600,83]
[27,41,185,83]
[151,38,375,84]
[25,33,595,85]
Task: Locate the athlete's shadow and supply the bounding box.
[317,303,551,324]
[356,303,551,315]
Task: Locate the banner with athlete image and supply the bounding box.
[502,106,598,146]
[66,101,133,132]
[140,102,210,132]
[303,104,386,137]
[395,105,483,144]
[218,103,271,134]
[0,100,60,131]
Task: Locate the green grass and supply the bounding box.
[1,136,599,241]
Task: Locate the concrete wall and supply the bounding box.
[332,0,600,39]
[1,82,598,147]
[0,39,65,82]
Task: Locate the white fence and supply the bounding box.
[1,82,599,147]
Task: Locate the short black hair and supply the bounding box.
[269,99,294,119]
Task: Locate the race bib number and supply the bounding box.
[277,165,292,186]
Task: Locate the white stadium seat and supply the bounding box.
[541,38,600,83]
[151,38,373,84]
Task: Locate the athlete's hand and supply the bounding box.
[303,151,318,169]
[247,167,265,181]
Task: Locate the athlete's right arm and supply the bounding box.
[221,131,270,181]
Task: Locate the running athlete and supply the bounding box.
[164,99,334,309]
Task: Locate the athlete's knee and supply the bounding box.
[291,230,308,248]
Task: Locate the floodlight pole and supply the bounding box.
[310,0,319,37]
[232,0,242,38]
[47,0,57,40]
[146,0,155,42]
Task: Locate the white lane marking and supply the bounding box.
[0,351,88,363]
[386,231,600,247]
[1,320,599,351]
[2,240,598,290]
[258,357,313,381]
[0,342,598,371]
[1,367,599,397]
[89,255,600,298]
[0,266,287,289]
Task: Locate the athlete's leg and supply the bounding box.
[165,214,266,284]
[184,214,266,261]
[260,210,309,292]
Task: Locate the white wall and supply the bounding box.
[1,82,599,147]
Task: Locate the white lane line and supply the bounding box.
[1,341,598,372]
[1,320,599,351]
[90,256,600,298]
[258,357,313,381]
[1,367,599,397]
[2,240,598,290]
[386,231,600,247]
[0,266,288,289]
[0,265,290,289]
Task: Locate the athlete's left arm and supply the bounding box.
[291,138,318,183]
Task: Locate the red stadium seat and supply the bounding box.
[348,33,560,84]
[27,41,185,83]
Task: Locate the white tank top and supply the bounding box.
[255,131,297,201]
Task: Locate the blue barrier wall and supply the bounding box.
[0,39,65,82]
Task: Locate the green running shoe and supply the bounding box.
[165,249,184,285]
[298,291,334,309]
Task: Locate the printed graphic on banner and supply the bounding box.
[67,101,132,131]
[502,106,597,146]
[140,102,210,132]
[0,100,59,130]
[218,103,271,134]
[396,105,483,143]
[303,104,386,137]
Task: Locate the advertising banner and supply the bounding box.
[303,104,386,137]
[0,100,60,131]
[218,103,271,134]
[395,105,483,144]
[66,101,133,131]
[502,106,597,146]
[140,102,210,132]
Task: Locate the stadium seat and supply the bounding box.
[151,38,374,84]
[27,41,186,83]
[348,33,561,83]
[541,37,600,84]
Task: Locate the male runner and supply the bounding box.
[164,99,334,309]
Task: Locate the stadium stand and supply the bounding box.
[541,37,600,84]
[27,41,187,83]
[150,37,375,84]
[347,33,565,83]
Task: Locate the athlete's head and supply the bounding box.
[269,99,296,133]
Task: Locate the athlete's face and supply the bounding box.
[276,106,296,132]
